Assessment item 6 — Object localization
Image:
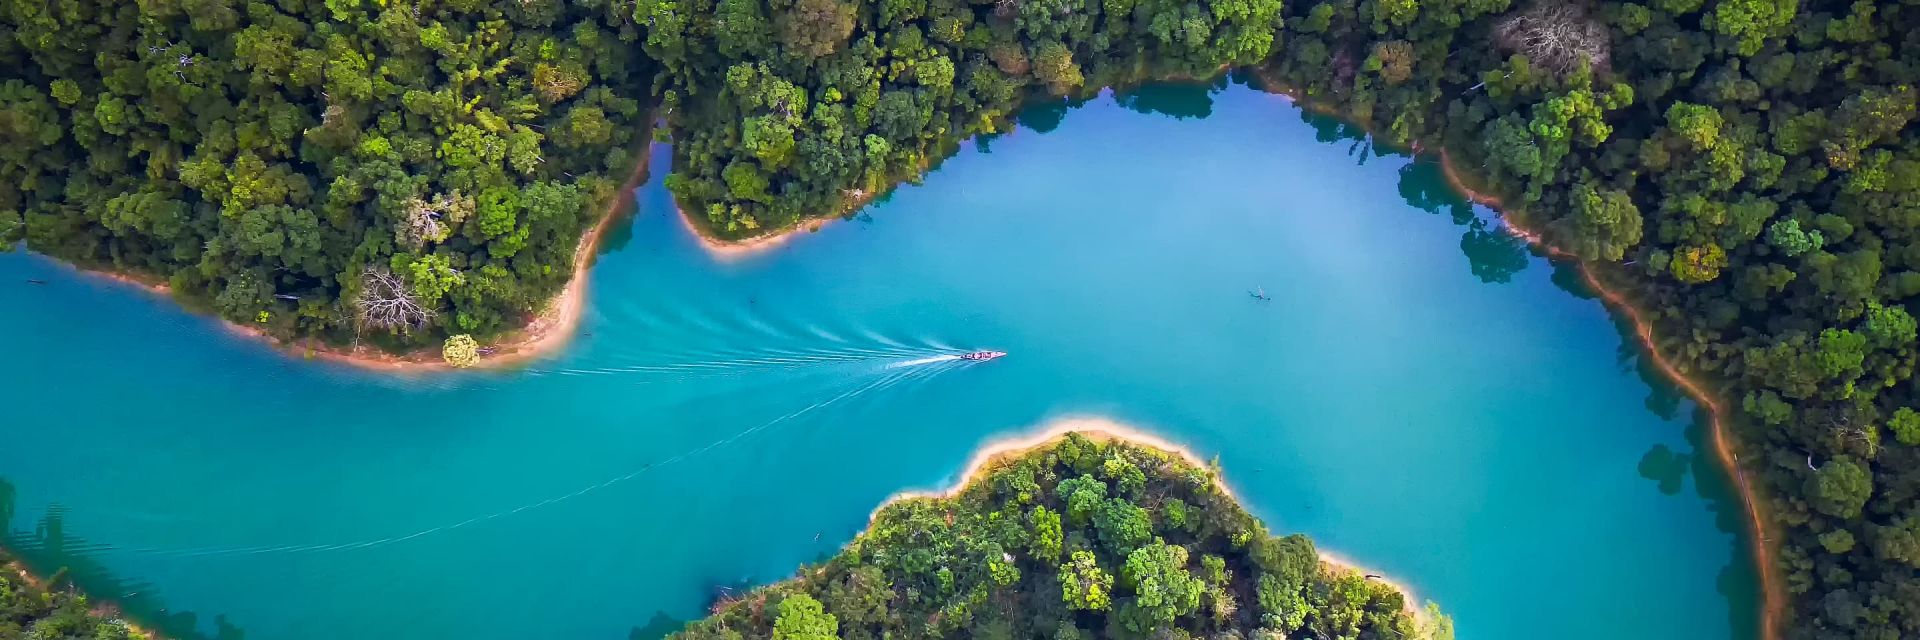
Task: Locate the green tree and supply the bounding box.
[1889,408,1920,446]
[1807,456,1873,519]
[1121,539,1204,630]
[1031,505,1064,562]
[1059,550,1114,611]
[1765,219,1823,257]
[772,594,840,640]
[1094,498,1153,554]
[779,0,856,58]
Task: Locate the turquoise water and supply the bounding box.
[0,79,1754,639]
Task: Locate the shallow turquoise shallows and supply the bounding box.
[0,79,1755,640]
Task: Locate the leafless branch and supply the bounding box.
[353,267,434,333]
[1493,2,1611,76]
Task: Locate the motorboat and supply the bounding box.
[960,350,1007,362]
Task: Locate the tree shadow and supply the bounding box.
[1113,77,1227,121]
[628,611,684,640]
[0,477,248,640]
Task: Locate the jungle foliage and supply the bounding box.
[1,555,144,640]
[1253,0,1920,635]
[635,0,1285,234]
[671,433,1450,640]
[0,0,653,348]
[632,0,1920,633]
[8,0,1920,634]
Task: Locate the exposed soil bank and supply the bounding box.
[59,143,656,374]
[3,557,157,639]
[1429,139,1784,640]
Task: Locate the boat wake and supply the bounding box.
[39,353,971,561]
[886,354,962,368]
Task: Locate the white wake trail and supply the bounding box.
[887,354,963,368]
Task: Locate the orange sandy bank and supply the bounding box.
[1252,78,1783,638]
[62,144,656,374]
[868,415,1434,624]
[1427,148,1786,640]
[675,202,833,261]
[4,559,158,639]
[674,180,897,261]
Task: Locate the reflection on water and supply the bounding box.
[1,478,247,640]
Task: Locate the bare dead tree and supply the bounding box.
[396,191,471,249]
[353,267,434,333]
[1830,414,1880,458]
[1493,2,1611,76]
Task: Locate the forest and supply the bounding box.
[1,553,146,640]
[7,0,1920,636]
[671,432,1449,640]
[0,0,654,352]
[633,0,1920,633]
[1254,0,1920,637]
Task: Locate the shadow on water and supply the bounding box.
[628,612,684,640]
[1560,257,1758,640]
[1278,79,1759,640]
[0,478,247,640]
[1289,100,1535,285]
[1113,76,1227,120]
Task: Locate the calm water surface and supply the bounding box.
[0,80,1755,640]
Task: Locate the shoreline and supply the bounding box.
[674,202,835,261]
[1425,149,1785,640]
[673,160,907,262]
[3,558,158,639]
[20,78,1781,635]
[59,141,657,373]
[1254,78,1784,640]
[868,415,1431,623]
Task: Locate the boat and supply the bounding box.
[960,350,1007,362]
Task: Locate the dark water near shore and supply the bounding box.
[0,79,1754,639]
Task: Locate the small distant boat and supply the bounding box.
[960,350,1007,362]
[1250,286,1271,301]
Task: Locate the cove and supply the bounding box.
[0,78,1754,640]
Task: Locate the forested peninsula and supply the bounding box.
[672,429,1449,640]
[7,0,1920,636]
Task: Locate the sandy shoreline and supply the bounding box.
[674,202,834,261]
[58,142,657,373]
[1255,78,1785,639]
[867,416,1432,623]
[23,80,1781,635]
[674,169,903,261]
[1426,147,1786,640]
[4,559,157,639]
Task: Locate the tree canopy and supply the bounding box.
[0,0,653,351]
[9,0,1920,634]
[673,433,1448,640]
[1,553,146,640]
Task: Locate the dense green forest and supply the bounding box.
[1,554,146,640]
[639,0,1283,234]
[1252,0,1920,638]
[0,0,653,350]
[672,432,1450,640]
[631,0,1920,634]
[9,0,1920,636]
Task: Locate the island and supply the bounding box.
[672,428,1449,640]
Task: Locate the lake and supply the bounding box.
[0,78,1755,640]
